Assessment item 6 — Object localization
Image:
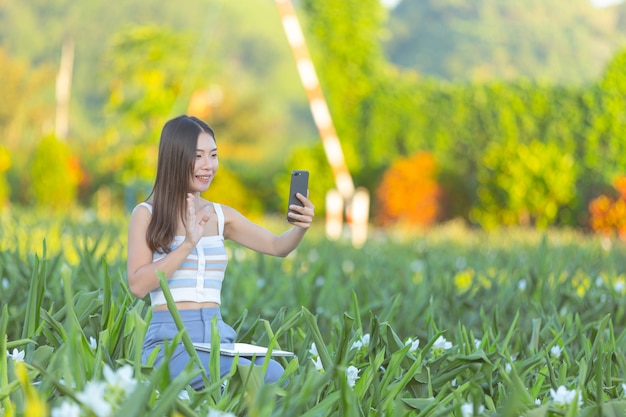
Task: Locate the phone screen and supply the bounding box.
[287,170,309,222]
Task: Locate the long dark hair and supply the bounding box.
[146,115,215,253]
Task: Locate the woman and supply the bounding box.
[127,115,314,388]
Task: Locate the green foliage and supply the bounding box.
[472,139,577,229]
[385,0,626,85]
[586,48,626,182]
[0,145,11,207]
[1,0,626,233]
[28,134,81,210]
[2,212,626,415]
[301,0,388,175]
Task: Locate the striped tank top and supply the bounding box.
[137,202,228,307]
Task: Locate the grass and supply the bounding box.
[1,208,626,416]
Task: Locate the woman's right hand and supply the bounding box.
[184,193,211,247]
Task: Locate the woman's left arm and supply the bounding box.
[223,193,314,257]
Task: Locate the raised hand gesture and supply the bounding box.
[184,193,211,246]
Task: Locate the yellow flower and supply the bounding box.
[454,269,474,292]
[15,362,48,417]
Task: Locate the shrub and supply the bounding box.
[589,175,626,239]
[471,139,576,229]
[375,151,440,227]
[0,145,11,207]
[28,134,82,210]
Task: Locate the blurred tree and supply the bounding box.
[589,175,626,239]
[0,48,55,204]
[385,0,626,85]
[300,0,387,181]
[471,139,576,229]
[375,152,440,227]
[93,25,190,208]
[29,134,81,210]
[96,23,293,213]
[586,49,626,183]
[0,145,11,207]
[0,0,313,211]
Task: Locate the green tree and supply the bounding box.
[471,139,577,229]
[0,48,55,204]
[29,135,81,210]
[586,49,626,183]
[385,0,626,85]
[300,0,387,181]
[0,145,11,207]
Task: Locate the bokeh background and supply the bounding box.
[2,0,626,237]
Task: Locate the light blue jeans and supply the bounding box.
[142,308,285,389]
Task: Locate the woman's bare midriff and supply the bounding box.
[152,301,220,311]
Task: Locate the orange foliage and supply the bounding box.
[375,152,440,227]
[589,175,626,239]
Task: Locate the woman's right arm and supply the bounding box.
[126,205,194,298]
[126,196,209,299]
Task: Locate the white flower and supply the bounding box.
[178,390,190,401]
[517,279,527,291]
[410,260,424,272]
[311,356,324,372]
[535,398,541,405]
[207,409,236,417]
[461,402,484,417]
[405,337,420,352]
[315,276,325,286]
[351,334,370,350]
[595,276,603,287]
[550,385,582,407]
[342,260,355,274]
[346,366,360,388]
[104,364,137,392]
[51,400,81,417]
[6,348,25,362]
[622,383,626,394]
[77,381,111,417]
[504,363,512,373]
[88,337,97,350]
[474,339,481,349]
[433,336,452,350]
[614,280,625,292]
[309,343,318,356]
[1,278,8,289]
[550,345,562,359]
[451,378,457,387]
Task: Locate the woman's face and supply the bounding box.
[189,132,218,193]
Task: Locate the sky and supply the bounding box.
[381,0,624,8]
[591,0,624,6]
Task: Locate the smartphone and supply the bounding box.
[287,170,309,222]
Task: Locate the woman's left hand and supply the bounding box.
[288,193,315,229]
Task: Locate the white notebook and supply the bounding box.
[193,342,295,357]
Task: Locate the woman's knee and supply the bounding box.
[261,359,285,383]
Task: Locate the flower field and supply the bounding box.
[1,209,626,417]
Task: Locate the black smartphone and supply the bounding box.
[287,170,309,222]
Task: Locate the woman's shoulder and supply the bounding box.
[132,201,153,215]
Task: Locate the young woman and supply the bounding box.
[127,115,315,388]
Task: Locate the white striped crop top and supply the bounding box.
[137,202,229,307]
